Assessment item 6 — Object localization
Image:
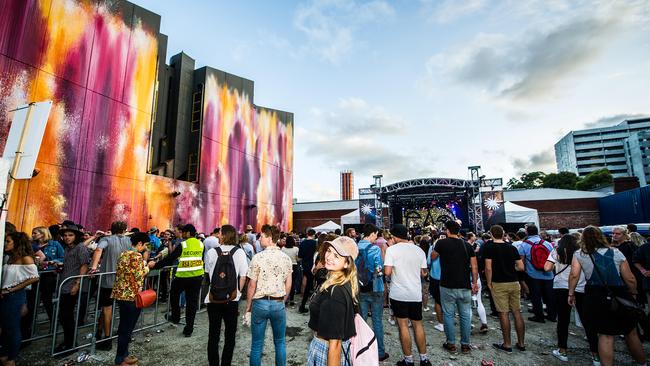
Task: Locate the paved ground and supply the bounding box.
[20,296,648,366]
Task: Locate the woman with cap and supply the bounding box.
[306,236,359,365]
[55,225,90,356]
[0,232,39,366]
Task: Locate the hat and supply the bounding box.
[390,224,409,240]
[149,226,158,233]
[60,224,82,237]
[324,236,359,260]
[246,225,253,231]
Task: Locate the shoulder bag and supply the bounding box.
[588,252,643,320]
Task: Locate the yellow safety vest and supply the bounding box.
[176,237,204,278]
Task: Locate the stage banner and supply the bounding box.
[359,188,377,225]
[480,178,504,229]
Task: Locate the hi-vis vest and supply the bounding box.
[176,237,204,278]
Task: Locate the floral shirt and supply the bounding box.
[111,250,149,301]
[247,246,292,298]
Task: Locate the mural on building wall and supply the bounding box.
[0,0,293,233]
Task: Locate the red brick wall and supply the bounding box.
[511,198,600,230]
[293,209,356,233]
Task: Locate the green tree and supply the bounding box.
[542,171,579,190]
[506,171,546,189]
[575,168,613,191]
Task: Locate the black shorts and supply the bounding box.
[429,279,441,305]
[390,299,423,321]
[99,287,114,307]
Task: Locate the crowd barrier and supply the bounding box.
[21,265,209,357]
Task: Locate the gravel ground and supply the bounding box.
[19,296,648,366]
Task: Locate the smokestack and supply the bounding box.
[340,170,354,200]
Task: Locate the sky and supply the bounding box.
[133,0,650,202]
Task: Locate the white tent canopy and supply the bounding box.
[340,209,360,226]
[312,220,341,232]
[504,201,539,227]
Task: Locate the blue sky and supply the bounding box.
[134,0,650,202]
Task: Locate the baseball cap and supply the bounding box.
[325,236,359,260]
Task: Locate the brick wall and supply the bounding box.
[293,209,356,233]
[511,198,600,230]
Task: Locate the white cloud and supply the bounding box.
[426,1,649,101]
[293,0,394,63]
[583,114,650,129]
[511,148,556,175]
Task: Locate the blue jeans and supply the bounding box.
[250,299,286,366]
[359,292,386,357]
[0,289,26,360]
[115,300,141,365]
[440,287,472,345]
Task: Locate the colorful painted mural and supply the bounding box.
[0,0,293,233]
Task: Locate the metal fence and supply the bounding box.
[22,265,208,357]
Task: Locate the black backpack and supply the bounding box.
[209,247,240,303]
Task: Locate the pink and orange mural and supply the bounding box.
[0,0,293,233]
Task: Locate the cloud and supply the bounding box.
[294,0,394,63]
[583,114,650,129]
[421,0,487,24]
[297,98,433,181]
[511,148,556,175]
[427,2,647,100]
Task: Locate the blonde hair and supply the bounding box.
[320,255,359,305]
[32,226,52,242]
[613,226,631,242]
[630,232,646,247]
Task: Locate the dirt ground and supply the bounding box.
[20,296,648,366]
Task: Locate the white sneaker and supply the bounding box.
[591,355,601,366]
[388,317,396,326]
[434,323,444,332]
[423,306,430,312]
[552,349,568,362]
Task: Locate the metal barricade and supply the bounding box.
[46,265,209,357]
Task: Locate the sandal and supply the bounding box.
[515,343,526,351]
[492,343,512,354]
[479,324,488,334]
[442,342,457,353]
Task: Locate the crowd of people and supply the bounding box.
[1,218,649,366]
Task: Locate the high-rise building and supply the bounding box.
[341,170,354,200]
[555,117,650,184]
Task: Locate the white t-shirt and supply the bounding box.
[547,248,585,292]
[384,242,428,302]
[203,245,249,302]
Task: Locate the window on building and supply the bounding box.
[191,84,203,132]
[188,153,198,182]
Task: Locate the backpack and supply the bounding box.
[355,245,373,293]
[209,247,240,303]
[342,286,378,366]
[524,239,551,271]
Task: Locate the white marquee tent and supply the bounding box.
[312,220,341,232]
[340,209,360,226]
[502,201,539,227]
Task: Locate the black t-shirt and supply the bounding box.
[483,241,520,283]
[434,237,475,289]
[308,282,356,340]
[298,239,317,271]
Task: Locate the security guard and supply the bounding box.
[149,224,204,337]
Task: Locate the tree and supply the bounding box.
[506,171,546,189]
[542,171,579,190]
[575,168,613,191]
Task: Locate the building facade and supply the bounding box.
[555,117,650,184]
[0,0,293,233]
[625,131,650,186]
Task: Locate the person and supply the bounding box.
[544,233,591,362]
[245,225,256,253]
[569,226,646,366]
[483,225,525,354]
[23,226,64,337]
[204,225,248,366]
[55,225,90,355]
[244,224,293,366]
[518,225,556,323]
[204,228,220,259]
[384,224,431,366]
[431,220,478,355]
[150,224,204,337]
[427,234,444,332]
[418,236,431,313]
[89,220,132,350]
[611,226,644,303]
[467,231,488,334]
[345,228,356,240]
[634,238,650,312]
[239,234,255,262]
[355,223,388,362]
[630,232,646,247]
[148,227,162,254]
[281,236,299,306]
[298,229,317,313]
[111,232,150,366]
[306,237,358,365]
[155,229,175,302]
[0,232,39,366]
